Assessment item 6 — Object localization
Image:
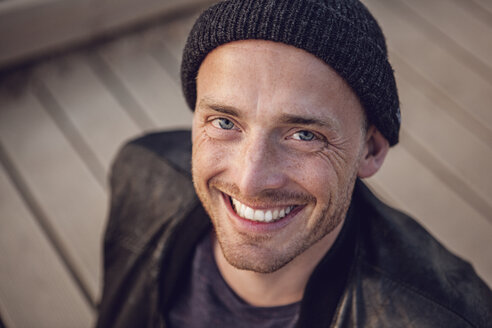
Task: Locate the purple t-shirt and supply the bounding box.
[167,232,300,328]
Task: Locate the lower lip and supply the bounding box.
[221,193,304,233]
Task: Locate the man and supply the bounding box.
[97,0,492,327]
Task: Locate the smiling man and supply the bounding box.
[97,0,492,327]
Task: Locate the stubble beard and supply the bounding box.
[192,165,359,274]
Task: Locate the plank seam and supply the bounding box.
[0,142,97,311]
[389,0,492,86]
[87,52,157,131]
[453,0,492,29]
[32,79,107,189]
[150,43,180,84]
[391,51,492,149]
[400,130,492,224]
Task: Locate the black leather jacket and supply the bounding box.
[97,130,492,328]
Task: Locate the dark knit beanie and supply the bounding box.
[181,0,400,146]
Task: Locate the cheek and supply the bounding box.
[288,148,359,214]
[285,154,336,200]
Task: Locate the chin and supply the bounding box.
[218,238,304,274]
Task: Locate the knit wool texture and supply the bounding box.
[181,0,400,146]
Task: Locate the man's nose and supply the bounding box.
[234,134,287,197]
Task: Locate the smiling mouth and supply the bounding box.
[228,195,298,223]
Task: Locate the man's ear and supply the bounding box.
[357,125,390,178]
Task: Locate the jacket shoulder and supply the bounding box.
[124,129,192,176]
[105,130,195,247]
[98,130,198,327]
[354,181,492,327]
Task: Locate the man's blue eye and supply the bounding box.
[293,130,315,141]
[213,118,235,130]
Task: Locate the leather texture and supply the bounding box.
[96,130,492,328]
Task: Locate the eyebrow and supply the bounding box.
[280,114,339,131]
[197,98,242,118]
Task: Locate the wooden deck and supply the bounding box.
[0,0,491,326]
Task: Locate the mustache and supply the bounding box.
[209,178,315,205]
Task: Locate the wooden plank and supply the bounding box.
[395,65,492,205]
[451,0,492,30]
[157,15,199,63]
[368,146,492,287]
[97,37,193,130]
[363,0,492,132]
[395,0,492,78]
[0,0,215,69]
[390,51,492,148]
[0,88,106,304]
[36,54,142,174]
[0,164,94,328]
[400,130,492,222]
[149,14,199,84]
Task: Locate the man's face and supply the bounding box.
[192,40,367,273]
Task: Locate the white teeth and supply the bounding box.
[244,207,254,220]
[254,210,264,220]
[231,197,295,223]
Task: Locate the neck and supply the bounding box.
[212,221,345,307]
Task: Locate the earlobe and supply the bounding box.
[357,126,390,178]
